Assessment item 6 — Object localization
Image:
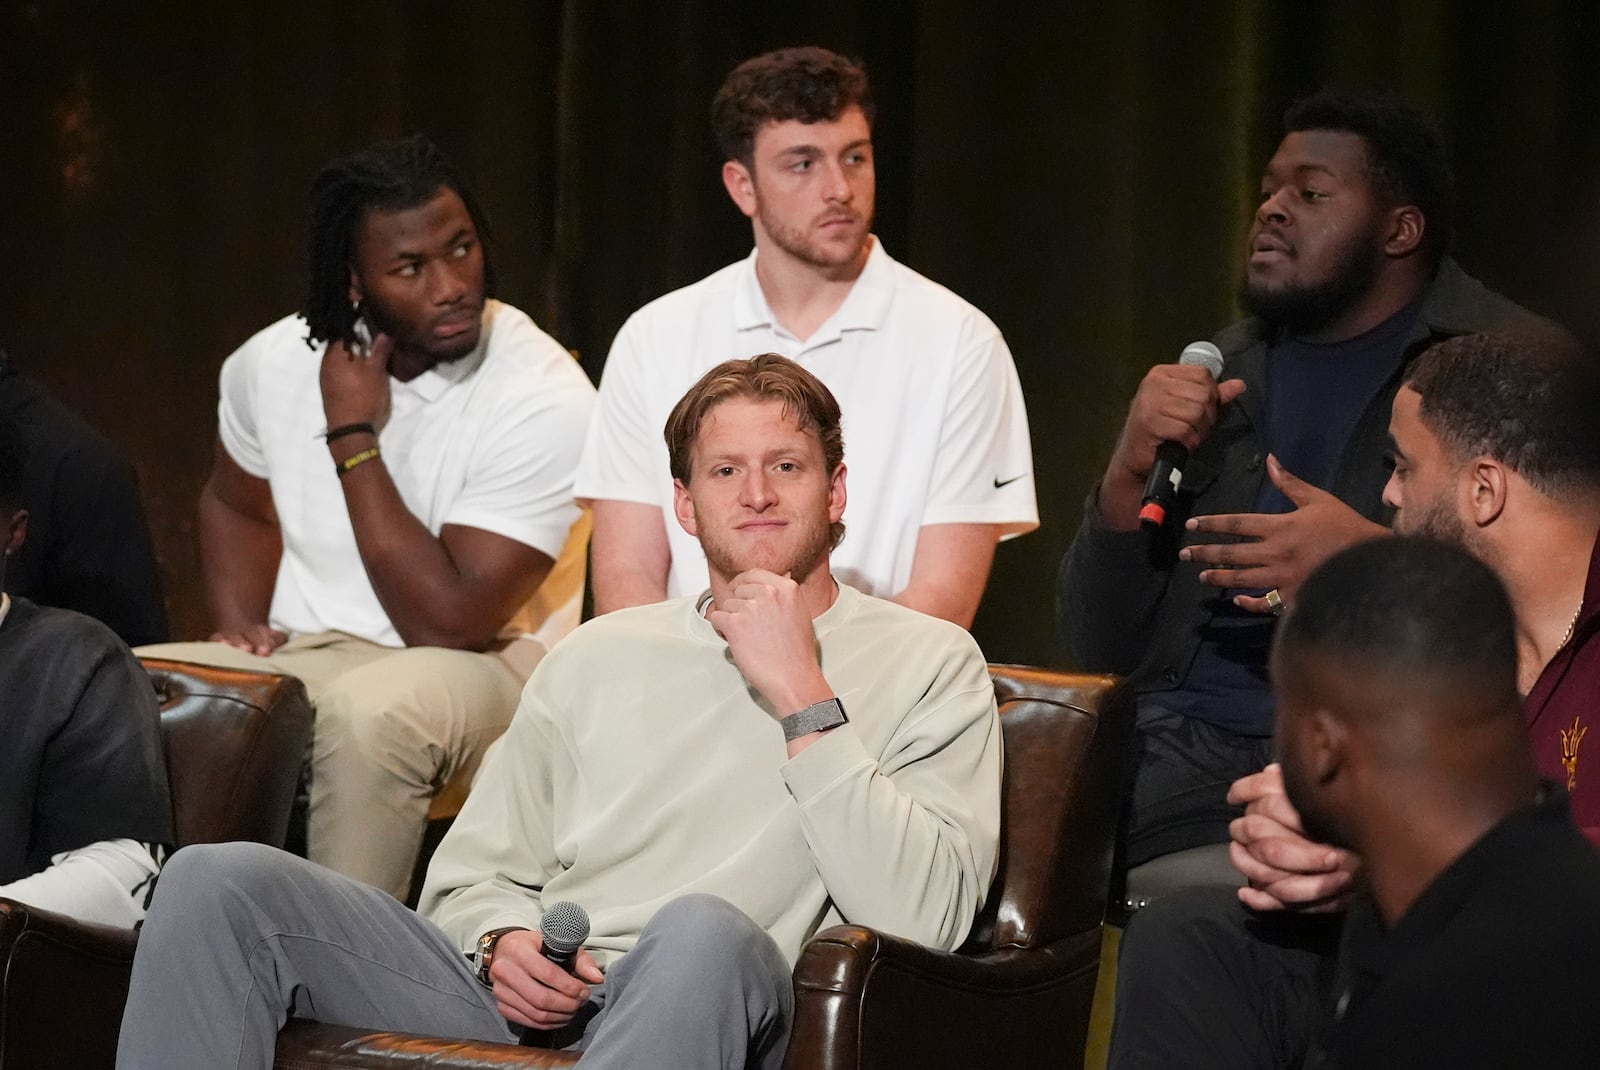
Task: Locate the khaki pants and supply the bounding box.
[138,632,535,899]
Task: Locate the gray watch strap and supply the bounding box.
[780,697,848,742]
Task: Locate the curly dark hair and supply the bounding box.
[302,135,496,348]
[1285,88,1455,266]
[711,47,874,167]
[1405,331,1600,499]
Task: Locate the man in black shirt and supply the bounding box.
[0,345,169,645]
[1276,538,1600,1068]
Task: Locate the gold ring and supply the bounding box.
[1264,588,1284,615]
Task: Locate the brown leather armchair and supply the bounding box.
[0,659,313,1070]
[272,665,1131,1070]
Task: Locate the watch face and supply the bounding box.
[476,931,500,981]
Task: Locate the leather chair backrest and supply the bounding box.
[143,658,314,850]
[962,665,1132,953]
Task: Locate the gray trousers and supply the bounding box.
[115,843,795,1069]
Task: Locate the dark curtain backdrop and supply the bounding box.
[3,2,1597,662]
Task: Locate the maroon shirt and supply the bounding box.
[1524,531,1600,845]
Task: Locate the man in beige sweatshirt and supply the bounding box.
[115,354,1001,1070]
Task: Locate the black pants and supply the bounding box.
[1124,700,1276,868]
[1109,887,1343,1070]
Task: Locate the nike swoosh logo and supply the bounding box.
[993,474,1027,489]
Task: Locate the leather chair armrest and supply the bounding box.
[274,1020,582,1068]
[0,898,138,1069]
[783,923,1105,1070]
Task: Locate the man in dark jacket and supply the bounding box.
[0,345,169,645]
[0,423,173,926]
[1058,88,1559,873]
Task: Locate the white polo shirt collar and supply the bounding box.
[390,315,491,404]
[731,237,896,350]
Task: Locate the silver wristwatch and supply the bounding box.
[780,697,848,742]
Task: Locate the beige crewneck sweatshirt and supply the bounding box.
[421,583,1001,968]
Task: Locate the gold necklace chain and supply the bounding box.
[1560,600,1584,651]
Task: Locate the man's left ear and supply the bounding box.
[1383,205,1425,259]
[722,159,758,220]
[1465,457,1508,528]
[1307,706,1347,786]
[828,463,847,524]
[672,479,699,538]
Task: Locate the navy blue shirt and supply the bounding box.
[1164,300,1422,736]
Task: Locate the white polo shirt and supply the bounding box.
[575,239,1038,600]
[218,300,596,651]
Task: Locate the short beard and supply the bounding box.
[1401,496,1467,543]
[1238,230,1385,336]
[699,511,834,588]
[363,298,483,366]
[755,198,872,271]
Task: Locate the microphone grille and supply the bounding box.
[540,901,591,956]
[1179,340,1225,381]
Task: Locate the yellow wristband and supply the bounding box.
[336,446,381,478]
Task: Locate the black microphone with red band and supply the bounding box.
[1139,340,1225,531]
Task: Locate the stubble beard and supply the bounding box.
[1396,490,1490,567]
[360,295,484,369]
[756,197,873,272]
[700,508,834,587]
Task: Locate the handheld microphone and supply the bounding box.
[539,901,590,972]
[1139,341,1225,531]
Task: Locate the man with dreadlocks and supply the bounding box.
[142,136,595,900]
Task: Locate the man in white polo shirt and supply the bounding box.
[576,46,1036,627]
[143,136,595,900]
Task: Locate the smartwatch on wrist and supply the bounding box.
[780,697,848,742]
[474,926,527,987]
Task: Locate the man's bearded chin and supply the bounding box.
[1238,240,1385,337]
[700,526,832,587]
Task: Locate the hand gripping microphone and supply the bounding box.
[520,901,591,1048]
[539,901,590,971]
[1139,341,1225,531]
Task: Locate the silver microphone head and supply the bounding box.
[1179,340,1225,381]
[540,901,591,957]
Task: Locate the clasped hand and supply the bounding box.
[1180,454,1388,613]
[1228,763,1360,912]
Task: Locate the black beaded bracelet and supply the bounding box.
[323,422,376,443]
